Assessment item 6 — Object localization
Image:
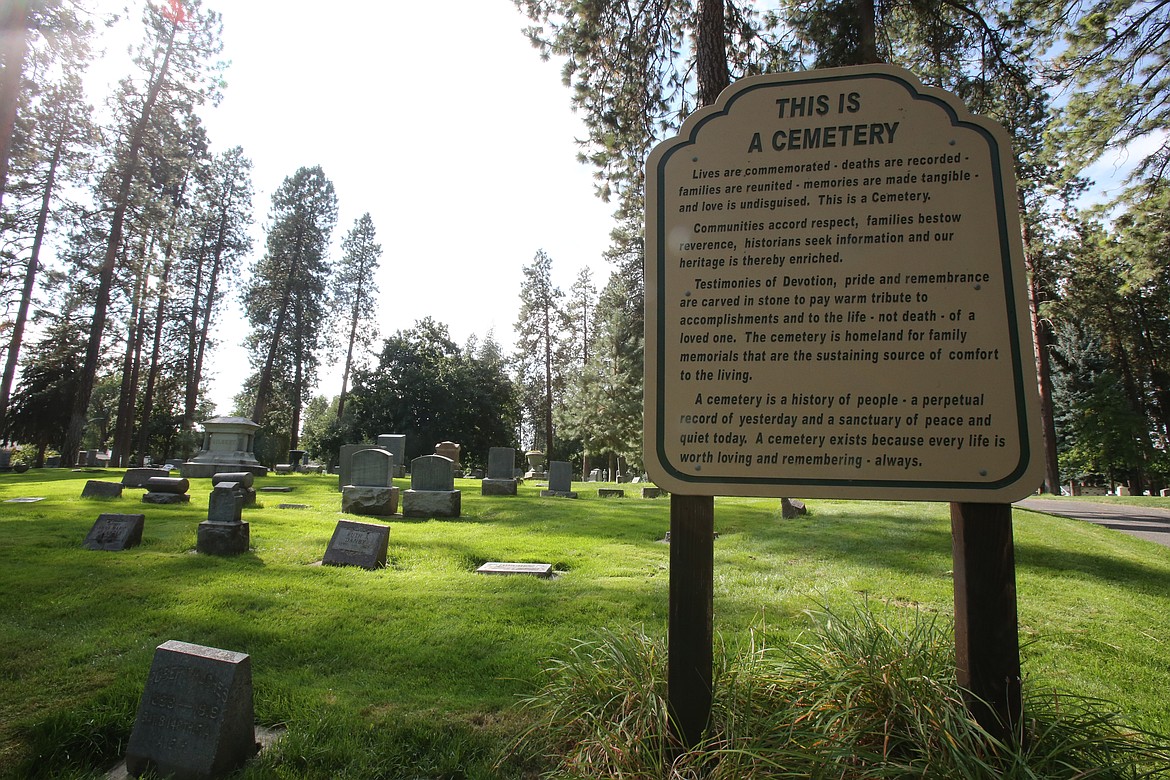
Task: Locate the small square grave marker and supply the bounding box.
[84,513,144,551]
[322,519,389,570]
[125,640,258,779]
[5,496,44,503]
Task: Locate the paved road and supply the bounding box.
[1014,498,1170,548]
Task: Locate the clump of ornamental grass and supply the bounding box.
[513,605,1170,779]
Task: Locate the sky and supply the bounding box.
[86,2,1159,418]
[93,1,620,415]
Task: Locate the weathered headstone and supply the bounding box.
[122,468,172,489]
[641,487,665,499]
[341,448,399,516]
[84,513,145,551]
[350,448,394,487]
[781,498,807,519]
[401,454,461,517]
[81,480,123,499]
[337,443,374,490]
[481,446,518,496]
[144,476,190,505]
[212,471,256,507]
[376,434,407,477]
[598,488,625,498]
[197,482,249,556]
[541,460,578,498]
[434,441,461,469]
[476,562,554,578]
[322,519,390,569]
[125,640,258,779]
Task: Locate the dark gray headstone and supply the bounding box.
[598,488,625,498]
[349,447,394,487]
[486,447,515,480]
[144,492,191,504]
[145,476,190,494]
[84,513,144,551]
[322,520,390,569]
[410,455,454,491]
[122,468,171,489]
[377,434,407,477]
[81,480,123,499]
[337,443,374,490]
[212,471,255,489]
[125,640,258,779]
[207,483,243,524]
[548,461,573,493]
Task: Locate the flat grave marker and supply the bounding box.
[475,562,554,578]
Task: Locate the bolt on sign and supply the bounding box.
[644,65,1043,502]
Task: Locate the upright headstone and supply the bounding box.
[337,443,374,490]
[482,447,518,496]
[377,434,407,478]
[541,460,578,498]
[350,448,394,487]
[434,441,461,470]
[125,640,258,779]
[84,513,145,551]
[322,519,390,569]
[401,454,461,517]
[212,471,256,507]
[341,447,399,516]
[197,483,249,555]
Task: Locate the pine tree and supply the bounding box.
[331,212,381,419]
[245,165,337,450]
[513,249,566,458]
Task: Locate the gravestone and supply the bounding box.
[781,498,807,518]
[84,513,145,551]
[144,476,190,504]
[434,441,461,469]
[322,519,390,569]
[212,471,256,507]
[125,640,258,779]
[81,480,123,499]
[476,562,554,578]
[401,454,461,517]
[377,434,407,478]
[541,460,578,498]
[337,443,375,490]
[179,417,267,479]
[598,488,625,498]
[341,448,399,516]
[197,482,249,555]
[481,447,518,496]
[641,487,664,499]
[123,468,171,489]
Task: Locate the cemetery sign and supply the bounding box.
[645,65,1043,501]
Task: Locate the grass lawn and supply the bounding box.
[1,470,1168,778]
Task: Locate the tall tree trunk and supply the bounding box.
[1018,190,1061,494]
[695,0,729,106]
[250,275,295,423]
[183,236,208,426]
[63,25,177,463]
[290,301,304,450]
[0,0,29,208]
[543,297,553,459]
[857,0,879,65]
[337,290,361,419]
[0,128,63,433]
[136,253,173,462]
[112,235,152,465]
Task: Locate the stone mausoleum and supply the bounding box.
[179,417,268,479]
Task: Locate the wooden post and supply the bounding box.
[668,493,714,748]
[951,501,1022,744]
